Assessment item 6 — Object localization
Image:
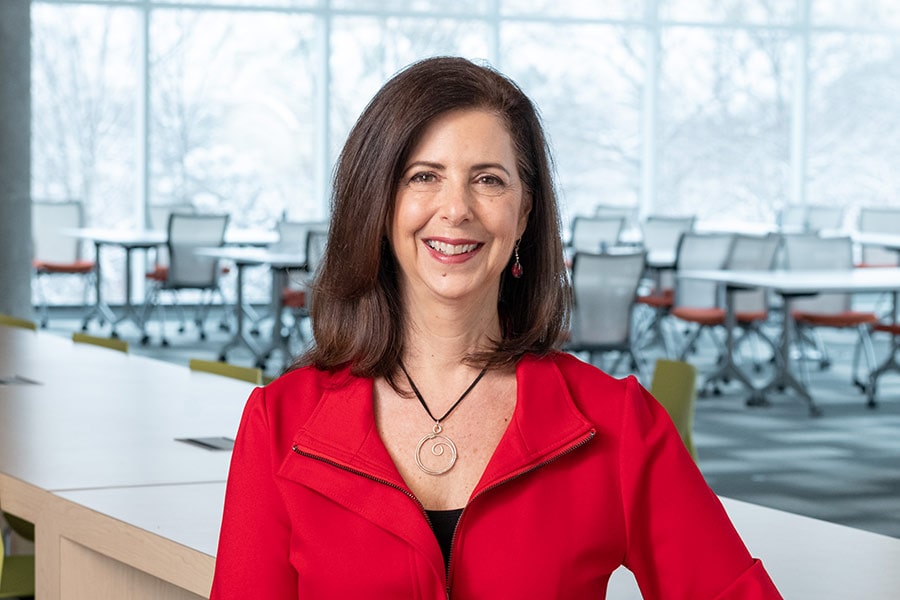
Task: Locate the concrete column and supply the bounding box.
[0,0,33,319]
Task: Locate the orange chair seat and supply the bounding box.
[146,265,168,282]
[281,288,306,308]
[792,310,878,328]
[33,259,94,274]
[735,310,768,323]
[637,288,674,309]
[873,322,900,336]
[855,262,898,269]
[670,306,725,326]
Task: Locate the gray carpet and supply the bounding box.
[41,302,900,540]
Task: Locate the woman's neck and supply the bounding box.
[401,296,500,375]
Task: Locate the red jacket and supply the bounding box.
[211,352,781,599]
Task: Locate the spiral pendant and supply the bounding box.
[415,423,458,476]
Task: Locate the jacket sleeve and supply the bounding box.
[210,387,298,599]
[618,376,783,599]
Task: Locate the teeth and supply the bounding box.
[426,240,478,256]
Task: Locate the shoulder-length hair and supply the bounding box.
[292,56,570,384]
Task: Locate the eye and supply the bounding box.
[408,171,437,184]
[476,174,504,186]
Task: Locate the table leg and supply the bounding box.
[216,262,262,364]
[110,246,146,337]
[258,268,293,371]
[702,285,764,405]
[866,291,900,408]
[80,241,117,331]
[761,294,822,416]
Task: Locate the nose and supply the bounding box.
[439,178,474,225]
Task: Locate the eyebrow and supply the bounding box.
[402,161,512,177]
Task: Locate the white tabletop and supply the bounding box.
[853,232,900,252]
[52,478,900,600]
[0,326,252,491]
[607,496,900,599]
[193,245,307,269]
[680,267,900,295]
[63,226,277,247]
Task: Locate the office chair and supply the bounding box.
[649,358,699,462]
[31,200,96,328]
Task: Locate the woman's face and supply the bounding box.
[390,108,530,309]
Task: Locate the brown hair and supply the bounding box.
[291,56,570,384]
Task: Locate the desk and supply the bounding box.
[681,268,900,414]
[64,228,278,337]
[193,246,308,370]
[0,325,253,599]
[607,496,900,599]
[5,327,900,598]
[63,228,166,335]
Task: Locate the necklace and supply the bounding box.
[398,361,488,476]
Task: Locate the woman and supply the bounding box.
[211,56,781,598]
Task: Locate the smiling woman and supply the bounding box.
[211,56,783,599]
[391,109,530,310]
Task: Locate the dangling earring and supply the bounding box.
[511,239,523,279]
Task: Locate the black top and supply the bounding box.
[425,508,463,573]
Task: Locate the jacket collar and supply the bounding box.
[289,353,595,496]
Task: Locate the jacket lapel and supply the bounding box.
[472,354,596,498]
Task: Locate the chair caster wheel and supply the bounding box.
[140,335,150,346]
[161,339,170,347]
[218,354,227,362]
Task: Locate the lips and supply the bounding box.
[425,239,481,256]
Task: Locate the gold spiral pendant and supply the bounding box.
[415,423,458,476]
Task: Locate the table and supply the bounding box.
[0,325,253,599]
[606,496,900,599]
[64,227,279,337]
[680,267,900,414]
[5,326,900,598]
[193,246,309,370]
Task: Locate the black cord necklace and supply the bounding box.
[398,360,488,476]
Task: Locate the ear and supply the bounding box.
[517,193,532,239]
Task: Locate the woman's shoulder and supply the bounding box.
[525,351,643,418]
[253,364,362,420]
[531,351,632,391]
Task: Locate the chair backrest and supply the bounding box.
[72,332,129,353]
[0,314,37,331]
[32,200,86,262]
[166,213,230,288]
[674,232,735,309]
[189,358,263,385]
[148,202,195,231]
[273,220,328,263]
[858,207,900,266]
[569,250,646,347]
[305,229,329,274]
[778,205,807,231]
[725,233,781,314]
[782,234,854,313]
[649,359,698,462]
[639,215,696,255]
[570,216,625,253]
[807,205,844,233]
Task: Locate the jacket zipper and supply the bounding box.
[444,429,596,599]
[294,430,594,600]
[291,445,448,597]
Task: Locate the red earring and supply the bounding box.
[511,240,523,279]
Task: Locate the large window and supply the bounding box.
[30,0,900,302]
